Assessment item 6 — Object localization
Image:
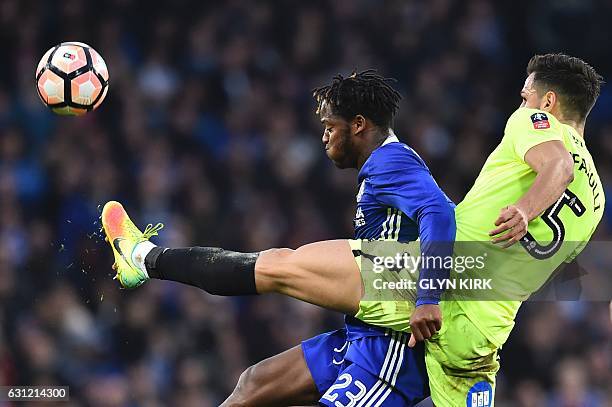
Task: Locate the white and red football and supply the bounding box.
[35,42,109,116]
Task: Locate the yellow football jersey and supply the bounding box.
[453,107,605,346]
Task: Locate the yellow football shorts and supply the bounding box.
[426,300,499,407]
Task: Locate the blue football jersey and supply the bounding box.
[301,135,457,407]
[353,135,457,304]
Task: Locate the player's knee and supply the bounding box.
[223,365,261,406]
[238,363,260,388]
[255,247,296,291]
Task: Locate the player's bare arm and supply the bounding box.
[490,140,574,247]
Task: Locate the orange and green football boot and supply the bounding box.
[101,201,164,289]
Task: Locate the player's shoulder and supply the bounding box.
[366,137,427,174]
[505,107,562,132]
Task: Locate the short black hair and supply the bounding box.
[527,53,604,122]
[313,69,402,128]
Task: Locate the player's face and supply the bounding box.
[319,104,358,168]
[520,73,545,109]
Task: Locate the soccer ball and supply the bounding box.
[35,42,109,116]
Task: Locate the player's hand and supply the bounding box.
[408,304,442,348]
[489,204,529,248]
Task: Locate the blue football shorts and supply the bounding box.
[301,317,429,406]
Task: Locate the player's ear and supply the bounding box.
[352,115,367,136]
[541,91,557,112]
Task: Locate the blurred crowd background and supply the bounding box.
[1,0,611,405]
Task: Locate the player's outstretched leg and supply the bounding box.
[101,201,362,314]
[220,345,320,407]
